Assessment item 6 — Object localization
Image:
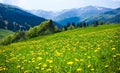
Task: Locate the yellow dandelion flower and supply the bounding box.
[3,68,6,71]
[43,64,47,68]
[35,67,39,69]
[105,65,109,68]
[87,56,91,59]
[46,60,53,63]
[87,64,91,68]
[49,60,53,64]
[38,57,43,61]
[91,68,95,71]
[22,61,25,64]
[80,59,84,62]
[47,68,52,71]
[0,68,2,71]
[32,58,35,60]
[112,48,116,51]
[24,70,29,73]
[55,51,61,57]
[28,61,31,63]
[97,45,100,47]
[118,67,120,70]
[84,53,87,56]
[50,65,53,68]
[97,47,101,50]
[77,68,82,72]
[41,68,44,70]
[74,58,79,62]
[94,49,98,53]
[113,55,117,58]
[32,60,35,63]
[38,63,42,66]
[38,52,42,55]
[21,67,24,70]
[17,65,21,69]
[5,60,9,63]
[67,61,73,65]
[116,54,120,56]
[24,60,27,62]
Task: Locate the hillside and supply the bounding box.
[0,24,120,73]
[0,3,46,31]
[0,29,14,40]
[0,20,60,45]
[85,8,120,24]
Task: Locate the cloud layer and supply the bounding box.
[0,0,120,11]
[113,0,120,2]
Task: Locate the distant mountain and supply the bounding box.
[29,10,56,19]
[58,17,81,26]
[84,8,120,24]
[29,6,112,25]
[0,3,46,31]
[29,9,69,19]
[55,6,112,25]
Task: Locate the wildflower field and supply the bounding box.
[0,24,120,73]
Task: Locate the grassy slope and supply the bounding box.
[0,29,14,40]
[0,24,120,73]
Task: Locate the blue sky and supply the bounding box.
[0,0,120,11]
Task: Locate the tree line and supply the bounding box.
[0,20,104,45]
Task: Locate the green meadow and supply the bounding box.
[0,24,120,73]
[0,29,14,40]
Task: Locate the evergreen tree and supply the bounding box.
[83,22,86,27]
[80,22,83,28]
[72,22,75,27]
[67,22,71,27]
[93,21,99,27]
[77,23,80,28]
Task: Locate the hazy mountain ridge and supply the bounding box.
[30,6,112,25]
[0,3,119,31]
[84,8,120,23]
[0,3,46,31]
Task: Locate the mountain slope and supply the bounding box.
[29,9,69,19]
[0,3,46,31]
[29,10,56,19]
[84,8,120,23]
[29,6,112,25]
[0,29,14,40]
[58,17,81,26]
[54,6,111,20]
[0,20,60,45]
[0,24,120,73]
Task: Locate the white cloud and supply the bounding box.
[112,0,120,2]
[0,0,19,4]
[0,0,120,11]
[0,0,3,3]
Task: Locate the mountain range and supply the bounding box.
[30,6,120,25]
[0,3,119,32]
[30,6,116,25]
[84,8,120,24]
[0,3,46,31]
